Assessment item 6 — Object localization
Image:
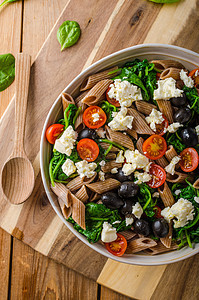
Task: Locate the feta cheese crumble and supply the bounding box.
[75,160,97,178]
[152,192,160,198]
[122,150,149,176]
[99,160,106,167]
[196,125,199,140]
[161,198,195,228]
[167,122,183,133]
[194,196,199,203]
[132,202,143,219]
[134,171,152,184]
[108,107,134,131]
[54,125,78,156]
[180,69,194,88]
[99,171,105,181]
[101,222,117,243]
[116,150,125,163]
[165,156,181,175]
[175,189,181,196]
[145,109,164,131]
[62,159,76,177]
[92,112,100,123]
[111,167,118,174]
[125,217,134,226]
[107,79,142,107]
[154,77,183,100]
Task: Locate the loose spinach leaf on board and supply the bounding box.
[0,0,19,8]
[57,20,81,51]
[0,53,15,92]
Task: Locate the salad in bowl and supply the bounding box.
[41,45,199,264]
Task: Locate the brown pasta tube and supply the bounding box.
[135,100,157,115]
[193,178,199,189]
[160,222,173,248]
[81,79,112,106]
[89,192,101,202]
[62,93,75,112]
[128,108,154,135]
[80,66,118,91]
[165,145,178,162]
[155,156,169,168]
[70,192,86,230]
[101,161,122,173]
[136,137,144,154]
[99,142,119,152]
[160,68,181,81]
[156,99,174,123]
[106,153,116,160]
[75,91,89,106]
[66,176,84,192]
[144,241,178,255]
[57,197,72,219]
[166,171,194,183]
[74,113,85,133]
[105,126,134,150]
[75,185,89,203]
[86,178,120,194]
[158,181,175,207]
[127,128,138,140]
[118,231,137,241]
[150,60,185,71]
[51,183,72,207]
[126,237,157,254]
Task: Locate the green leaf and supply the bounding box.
[149,0,180,3]
[57,20,81,51]
[0,53,15,92]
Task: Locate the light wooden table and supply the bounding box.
[0,1,130,299]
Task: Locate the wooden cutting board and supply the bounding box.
[0,0,199,299]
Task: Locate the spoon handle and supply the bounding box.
[14,53,31,156]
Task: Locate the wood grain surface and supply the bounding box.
[0,0,199,299]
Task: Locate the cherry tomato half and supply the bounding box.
[189,67,199,88]
[154,115,169,136]
[77,138,99,162]
[179,148,199,172]
[46,124,64,144]
[142,135,167,160]
[147,164,166,188]
[83,106,107,129]
[105,233,127,257]
[154,206,163,219]
[106,85,120,107]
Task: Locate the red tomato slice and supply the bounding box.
[147,164,166,188]
[77,138,99,162]
[188,67,199,88]
[83,106,107,129]
[106,85,120,107]
[179,148,199,172]
[154,115,169,136]
[142,135,167,160]
[46,124,64,144]
[105,233,127,257]
[156,72,161,80]
[154,206,163,219]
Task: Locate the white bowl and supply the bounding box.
[40,44,199,265]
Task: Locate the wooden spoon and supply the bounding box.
[1,53,35,205]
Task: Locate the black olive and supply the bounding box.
[173,107,192,124]
[152,219,169,238]
[170,93,187,107]
[101,192,124,210]
[134,219,150,236]
[115,168,134,182]
[78,128,98,140]
[118,182,139,199]
[181,127,198,146]
[120,199,134,215]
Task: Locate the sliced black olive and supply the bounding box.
[134,219,150,236]
[152,219,169,238]
[181,127,198,146]
[170,93,187,107]
[115,168,134,182]
[173,107,192,124]
[120,199,134,215]
[78,128,98,140]
[101,192,124,210]
[118,182,139,199]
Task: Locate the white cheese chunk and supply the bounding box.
[107,79,142,107]
[154,77,183,100]
[112,220,121,225]
[132,202,143,219]
[194,196,199,203]
[196,125,199,137]
[92,112,100,123]
[167,122,183,133]
[125,149,149,168]
[101,222,117,243]
[125,217,134,226]
[195,70,199,77]
[111,167,118,174]
[122,163,136,176]
[145,109,164,131]
[54,125,78,156]
[99,160,106,167]
[99,171,105,181]
[180,69,194,88]
[165,156,181,175]
[108,107,134,131]
[161,198,195,228]
[62,159,76,177]
[75,160,97,178]
[134,171,152,184]
[152,192,160,198]
[143,162,152,173]
[175,189,181,196]
[116,150,125,163]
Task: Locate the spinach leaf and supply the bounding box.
[100,101,118,123]
[138,183,156,219]
[0,53,15,92]
[57,20,81,51]
[64,104,78,129]
[183,86,199,114]
[0,0,19,8]
[166,132,186,154]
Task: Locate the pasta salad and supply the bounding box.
[46,58,199,257]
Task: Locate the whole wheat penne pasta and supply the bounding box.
[74,113,85,132]
[165,145,178,162]
[160,222,173,248]
[80,66,118,91]
[158,181,175,207]
[51,183,72,207]
[160,68,181,80]
[75,91,89,106]
[193,178,199,189]
[119,231,137,241]
[144,241,178,255]
[106,153,116,160]
[83,174,97,184]
[136,137,144,154]
[57,197,72,219]
[81,79,112,106]
[135,100,157,115]
[101,161,122,173]
[70,192,86,230]
[62,93,75,112]
[89,192,101,202]
[176,79,184,89]
[127,128,138,140]
[66,176,84,192]
[86,178,120,194]
[128,108,154,135]
[126,238,157,254]
[105,126,134,150]
[156,99,173,123]
[155,156,169,168]
[166,171,194,183]
[99,142,119,153]
[150,60,185,71]
[75,185,89,203]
